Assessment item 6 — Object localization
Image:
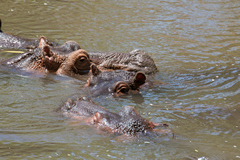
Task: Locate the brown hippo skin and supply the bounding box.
[1,43,63,73]
[88,49,158,75]
[85,65,147,96]
[1,37,91,76]
[57,97,169,137]
[56,49,91,76]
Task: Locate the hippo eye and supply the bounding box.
[120,87,128,93]
[115,82,130,94]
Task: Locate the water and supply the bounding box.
[1,0,240,159]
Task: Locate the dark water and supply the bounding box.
[1,0,240,159]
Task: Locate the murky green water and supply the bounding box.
[1,0,240,159]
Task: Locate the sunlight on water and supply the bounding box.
[0,0,240,159]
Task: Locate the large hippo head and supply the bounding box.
[37,36,90,76]
[58,97,169,137]
[2,36,91,77]
[91,105,168,136]
[38,36,81,55]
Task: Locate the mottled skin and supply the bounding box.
[57,97,168,136]
[2,44,66,73]
[88,49,158,75]
[1,37,91,76]
[85,65,146,96]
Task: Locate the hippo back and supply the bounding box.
[88,50,158,75]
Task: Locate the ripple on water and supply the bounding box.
[1,0,240,159]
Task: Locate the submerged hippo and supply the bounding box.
[1,37,91,76]
[36,36,81,55]
[85,65,146,96]
[88,49,158,75]
[57,97,169,137]
[0,19,80,52]
[0,19,56,49]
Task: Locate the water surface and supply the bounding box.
[0,0,240,159]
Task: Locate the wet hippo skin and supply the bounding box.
[57,97,169,137]
[0,19,81,53]
[1,37,91,77]
[88,49,158,75]
[0,19,56,50]
[85,65,147,96]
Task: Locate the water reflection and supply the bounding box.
[1,0,240,159]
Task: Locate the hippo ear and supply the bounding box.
[129,49,142,54]
[91,64,101,76]
[132,72,146,88]
[39,36,48,48]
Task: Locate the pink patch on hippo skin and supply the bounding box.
[91,112,102,124]
[48,56,54,61]
[84,78,91,87]
[90,64,101,76]
[43,56,52,64]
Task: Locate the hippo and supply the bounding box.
[57,97,169,137]
[1,36,91,76]
[85,65,146,96]
[0,19,81,52]
[56,48,91,77]
[36,35,81,55]
[88,49,158,75]
[0,19,56,50]
[50,40,81,55]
